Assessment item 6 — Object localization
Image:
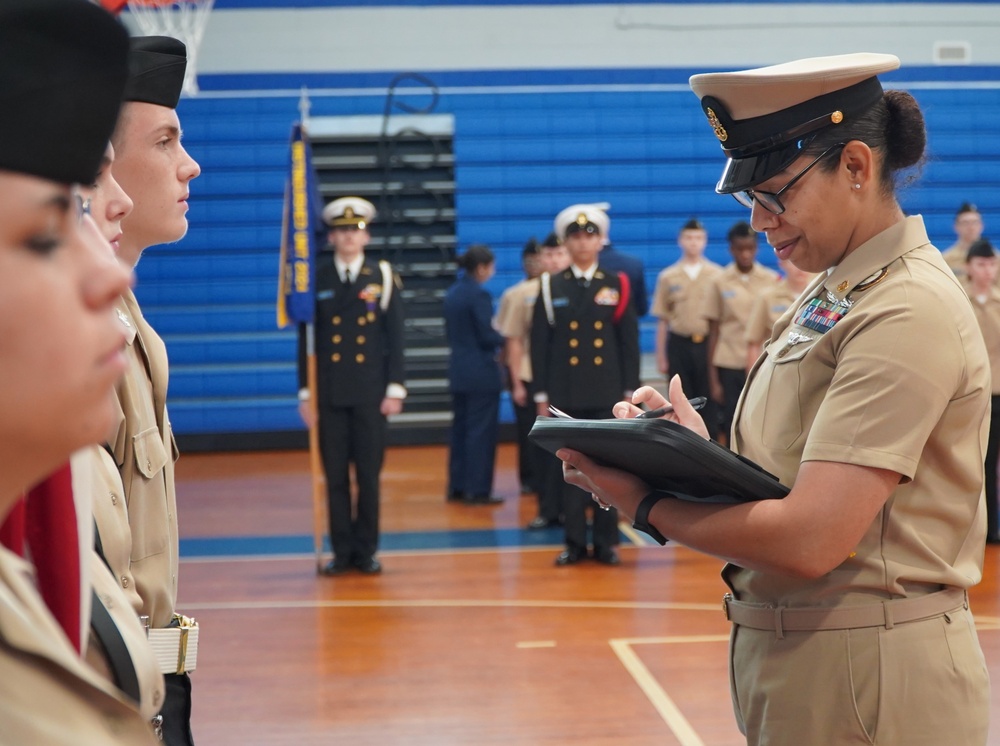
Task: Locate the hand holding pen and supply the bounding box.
[635,396,708,419]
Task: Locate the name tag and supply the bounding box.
[552,297,570,307]
[317,290,334,300]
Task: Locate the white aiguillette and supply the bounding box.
[529,416,789,504]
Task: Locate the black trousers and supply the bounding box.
[537,447,565,522]
[717,366,747,442]
[318,402,386,562]
[987,395,1000,541]
[667,332,718,439]
[552,406,619,554]
[513,382,540,491]
[162,673,195,746]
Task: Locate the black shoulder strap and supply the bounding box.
[90,588,142,704]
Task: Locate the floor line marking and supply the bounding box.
[178,598,722,612]
[610,638,713,746]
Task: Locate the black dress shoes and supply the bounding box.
[320,559,353,576]
[447,489,466,502]
[555,549,584,566]
[526,516,560,530]
[465,493,503,505]
[594,548,621,566]
[354,557,382,574]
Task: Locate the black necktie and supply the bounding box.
[343,271,353,289]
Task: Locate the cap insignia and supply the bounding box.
[706,108,728,142]
[576,213,588,225]
[831,111,844,124]
[344,207,355,220]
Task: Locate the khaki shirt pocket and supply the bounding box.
[128,426,169,560]
[759,340,814,451]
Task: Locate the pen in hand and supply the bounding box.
[635,396,708,419]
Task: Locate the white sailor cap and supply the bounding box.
[322,196,376,229]
[689,53,900,194]
[554,202,610,242]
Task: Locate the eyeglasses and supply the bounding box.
[732,143,846,215]
[72,189,92,222]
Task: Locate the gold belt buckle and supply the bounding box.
[692,334,704,344]
[172,613,197,675]
[722,593,733,621]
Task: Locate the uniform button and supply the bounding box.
[356,353,366,363]
[332,335,341,344]
[594,321,603,330]
[569,339,579,348]
[356,335,366,344]
[332,353,341,362]
[110,492,117,505]
[569,356,579,366]
[594,356,603,366]
[332,316,341,325]
[358,317,367,326]
[594,339,604,348]
[569,321,579,330]
[121,576,129,589]
[146,459,152,471]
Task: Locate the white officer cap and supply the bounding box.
[322,196,376,229]
[689,53,900,194]
[554,202,611,243]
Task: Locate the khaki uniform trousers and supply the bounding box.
[729,601,989,744]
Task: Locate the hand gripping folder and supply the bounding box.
[528,416,789,504]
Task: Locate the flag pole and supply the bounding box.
[297,87,328,573]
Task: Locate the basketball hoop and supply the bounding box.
[126,0,214,97]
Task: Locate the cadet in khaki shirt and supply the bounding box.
[0,3,158,741]
[941,201,984,282]
[651,218,723,436]
[560,54,991,745]
[965,238,1000,544]
[744,257,815,370]
[703,221,778,441]
[108,36,202,746]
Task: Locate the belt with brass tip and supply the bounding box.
[722,587,967,638]
[147,614,199,674]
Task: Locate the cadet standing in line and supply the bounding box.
[593,203,649,316]
[941,201,984,281]
[651,218,723,437]
[444,244,505,504]
[108,36,202,746]
[744,257,815,370]
[561,53,991,745]
[965,238,1000,544]
[298,197,406,574]
[0,1,157,741]
[495,238,544,496]
[703,221,778,442]
[532,204,639,565]
[524,232,572,530]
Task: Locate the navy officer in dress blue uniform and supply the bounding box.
[532,203,640,565]
[444,245,506,504]
[298,197,406,575]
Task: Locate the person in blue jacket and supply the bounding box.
[444,245,505,504]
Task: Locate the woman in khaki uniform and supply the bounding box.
[560,53,991,745]
[0,1,159,742]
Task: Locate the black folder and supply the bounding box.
[528,416,789,503]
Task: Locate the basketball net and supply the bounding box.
[126,0,215,96]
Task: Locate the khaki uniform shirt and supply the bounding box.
[88,444,142,614]
[108,291,179,629]
[744,279,807,345]
[496,277,540,383]
[968,285,1000,395]
[702,263,779,369]
[651,259,723,339]
[0,547,158,745]
[941,243,968,281]
[732,217,989,607]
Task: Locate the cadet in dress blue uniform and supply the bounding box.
[298,197,406,575]
[532,204,640,565]
[444,245,505,504]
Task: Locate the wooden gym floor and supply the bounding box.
[176,444,1000,745]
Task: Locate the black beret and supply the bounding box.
[0,0,128,185]
[124,36,187,109]
[966,238,996,262]
[681,218,705,232]
[957,202,980,217]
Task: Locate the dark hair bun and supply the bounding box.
[883,89,926,171]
